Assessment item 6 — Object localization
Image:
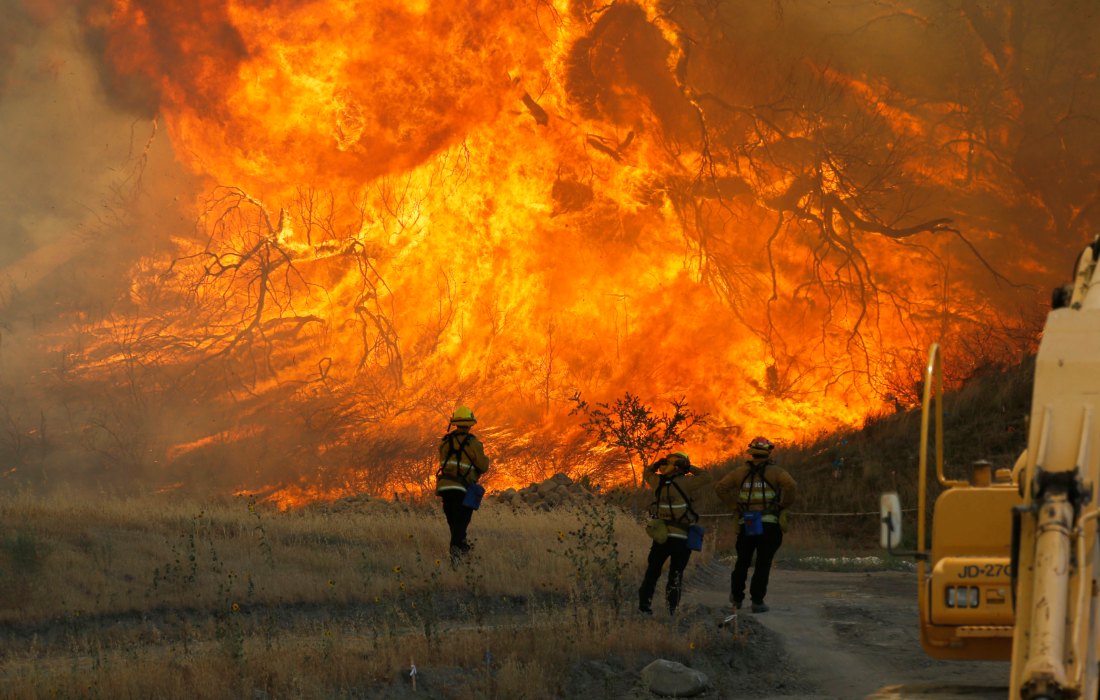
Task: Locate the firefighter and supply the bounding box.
[715,436,797,613]
[436,406,490,560]
[638,451,706,616]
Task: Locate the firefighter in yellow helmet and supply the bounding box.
[638,451,708,615]
[715,436,797,613]
[436,406,490,560]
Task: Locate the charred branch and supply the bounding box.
[521,91,549,126]
[585,133,622,161]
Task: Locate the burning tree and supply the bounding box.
[570,392,707,487]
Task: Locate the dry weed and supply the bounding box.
[0,490,706,698]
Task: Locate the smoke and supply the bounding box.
[0,2,196,303]
[0,2,199,491]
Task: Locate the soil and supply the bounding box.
[669,560,1009,700]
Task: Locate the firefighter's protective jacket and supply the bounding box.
[436,428,490,495]
[715,459,797,525]
[644,457,709,540]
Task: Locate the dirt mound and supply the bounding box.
[493,472,597,510]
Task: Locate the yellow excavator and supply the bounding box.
[881,236,1100,699]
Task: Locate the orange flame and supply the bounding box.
[73,0,1047,501]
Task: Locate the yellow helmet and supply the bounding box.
[659,451,691,474]
[450,406,477,426]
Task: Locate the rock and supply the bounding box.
[640,659,709,697]
[489,474,601,511]
[536,480,561,495]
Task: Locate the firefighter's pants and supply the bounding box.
[440,491,474,548]
[730,521,783,605]
[639,537,692,613]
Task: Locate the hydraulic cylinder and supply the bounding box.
[1019,494,1074,700]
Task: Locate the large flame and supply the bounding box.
[19,0,1091,504]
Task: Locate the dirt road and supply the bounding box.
[682,562,1009,699]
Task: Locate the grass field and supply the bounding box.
[0,491,733,698]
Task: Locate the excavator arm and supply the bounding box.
[1010,239,1100,700]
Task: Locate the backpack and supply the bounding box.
[739,461,780,512]
[650,473,698,526]
[438,431,476,484]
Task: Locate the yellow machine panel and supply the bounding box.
[913,477,1021,659]
[928,556,1013,627]
[916,481,1021,660]
[930,487,1020,562]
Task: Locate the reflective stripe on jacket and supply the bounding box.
[738,474,779,522]
[715,460,797,525]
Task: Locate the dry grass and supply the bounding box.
[0,490,657,620]
[0,490,712,698]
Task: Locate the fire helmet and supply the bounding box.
[659,451,692,474]
[450,406,477,426]
[748,436,774,458]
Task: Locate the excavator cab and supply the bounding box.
[882,345,1021,662]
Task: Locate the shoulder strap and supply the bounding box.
[655,474,697,524]
[669,476,698,523]
[760,465,779,508]
[740,462,779,508]
[439,432,475,481]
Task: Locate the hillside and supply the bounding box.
[697,355,1035,548]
